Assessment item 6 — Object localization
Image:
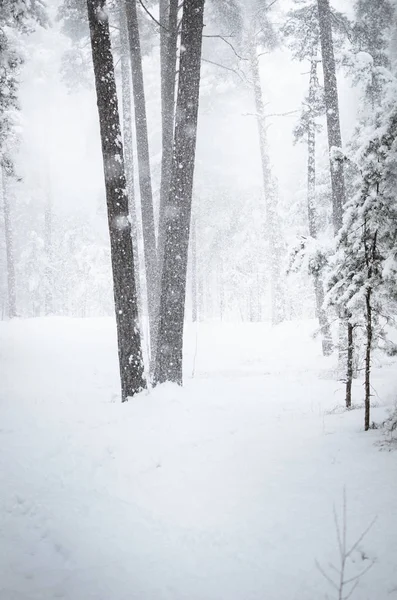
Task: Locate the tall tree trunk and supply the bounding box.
[317,0,348,374]
[317,0,345,234]
[151,0,179,371]
[1,167,16,318]
[154,0,205,385]
[307,57,333,356]
[119,2,143,325]
[248,38,284,326]
[159,0,179,236]
[124,0,157,351]
[86,0,145,400]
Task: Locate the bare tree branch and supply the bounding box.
[137,0,167,30]
[203,34,248,61]
[201,57,245,83]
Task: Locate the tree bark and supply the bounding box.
[124,0,157,351]
[364,287,372,430]
[119,2,143,325]
[345,321,353,409]
[1,168,16,318]
[159,0,179,239]
[248,37,284,326]
[151,0,179,373]
[86,0,145,400]
[317,0,345,234]
[154,0,205,385]
[307,57,333,355]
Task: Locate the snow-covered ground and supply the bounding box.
[0,317,396,600]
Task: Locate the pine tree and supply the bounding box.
[154,0,205,385]
[327,0,397,416]
[124,0,158,357]
[294,58,333,355]
[327,105,397,429]
[283,0,349,354]
[247,2,285,325]
[0,0,47,318]
[86,0,146,400]
[153,0,179,371]
[317,0,346,234]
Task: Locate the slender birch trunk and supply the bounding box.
[307,57,333,355]
[248,39,284,325]
[86,0,145,400]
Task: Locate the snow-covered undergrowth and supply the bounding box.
[0,318,396,600]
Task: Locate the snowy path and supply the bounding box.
[1,318,396,600]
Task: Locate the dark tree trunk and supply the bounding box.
[151,0,179,372]
[1,168,16,318]
[159,0,179,238]
[364,287,372,430]
[317,0,345,234]
[345,321,353,409]
[248,36,284,326]
[154,0,205,385]
[363,224,376,431]
[86,0,145,400]
[119,2,143,324]
[307,57,333,356]
[125,0,157,350]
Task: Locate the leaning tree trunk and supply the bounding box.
[154,0,205,385]
[317,0,345,234]
[124,0,157,353]
[86,0,145,400]
[248,39,284,325]
[307,57,333,356]
[1,167,16,318]
[119,2,143,325]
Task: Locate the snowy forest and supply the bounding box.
[1,0,397,598]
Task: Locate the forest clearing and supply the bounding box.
[1,0,397,597]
